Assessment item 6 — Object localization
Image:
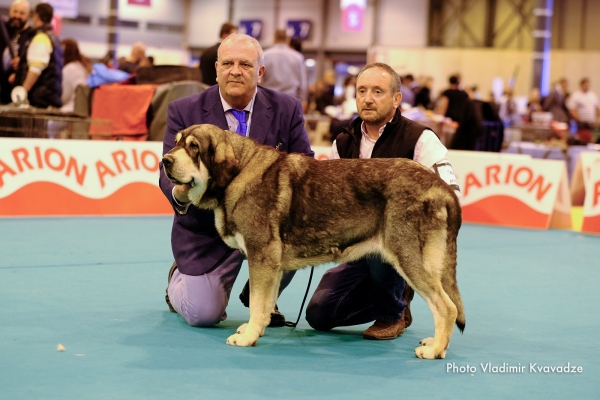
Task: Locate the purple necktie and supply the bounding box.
[231,109,247,136]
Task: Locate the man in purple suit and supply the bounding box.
[159,33,314,327]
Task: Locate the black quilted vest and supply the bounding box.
[15,24,63,108]
[335,109,432,159]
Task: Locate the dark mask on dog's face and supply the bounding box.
[192,125,240,188]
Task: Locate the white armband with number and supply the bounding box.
[433,160,460,193]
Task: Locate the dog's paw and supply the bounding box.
[415,345,446,359]
[226,332,258,347]
[236,323,248,334]
[419,337,434,346]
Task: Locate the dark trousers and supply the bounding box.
[305,257,407,331]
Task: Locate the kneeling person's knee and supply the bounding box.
[306,293,334,331]
[181,300,226,327]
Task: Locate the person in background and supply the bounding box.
[289,37,303,53]
[498,87,521,127]
[526,87,543,122]
[328,74,358,142]
[159,33,313,328]
[315,69,336,114]
[341,74,357,104]
[436,75,469,124]
[118,42,146,74]
[399,74,415,107]
[414,75,433,109]
[543,78,569,122]
[306,62,460,341]
[12,2,62,108]
[567,77,599,143]
[60,38,91,112]
[261,29,308,110]
[99,51,115,68]
[0,0,34,104]
[465,85,482,101]
[199,22,237,86]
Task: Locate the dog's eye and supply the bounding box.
[189,142,199,150]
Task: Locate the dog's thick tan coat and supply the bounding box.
[162,124,465,359]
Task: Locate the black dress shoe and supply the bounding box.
[165,262,177,313]
[239,279,286,327]
[269,306,286,327]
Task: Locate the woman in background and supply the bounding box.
[60,38,92,112]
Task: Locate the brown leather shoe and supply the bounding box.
[363,284,415,340]
[165,262,177,313]
[402,285,415,328]
[363,318,407,340]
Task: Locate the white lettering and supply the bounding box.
[529,363,583,373]
[447,362,476,373]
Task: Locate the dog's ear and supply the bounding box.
[196,125,239,188]
[212,130,239,187]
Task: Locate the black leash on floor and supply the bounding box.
[285,267,314,328]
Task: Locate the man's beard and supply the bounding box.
[8,18,26,31]
[359,109,386,125]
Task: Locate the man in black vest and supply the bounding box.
[305,62,460,340]
[13,2,63,108]
[0,0,35,104]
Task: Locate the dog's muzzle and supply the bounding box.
[162,154,195,187]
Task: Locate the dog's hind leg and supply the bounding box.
[226,252,282,347]
[441,204,466,333]
[414,225,458,359]
[412,280,457,359]
[385,223,457,359]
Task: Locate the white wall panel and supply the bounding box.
[378,0,427,47]
[188,0,229,48]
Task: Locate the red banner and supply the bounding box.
[0,138,171,216]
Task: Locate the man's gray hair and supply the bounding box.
[218,33,264,66]
[357,63,401,94]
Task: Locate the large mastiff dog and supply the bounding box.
[162,124,465,359]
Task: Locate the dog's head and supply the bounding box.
[162,124,240,204]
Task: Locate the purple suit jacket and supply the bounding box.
[159,85,314,275]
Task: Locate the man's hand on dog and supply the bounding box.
[173,184,191,204]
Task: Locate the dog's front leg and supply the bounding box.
[226,261,282,347]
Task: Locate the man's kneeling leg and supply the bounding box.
[167,251,244,327]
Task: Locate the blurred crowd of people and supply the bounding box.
[1,1,598,147]
[0,0,154,112]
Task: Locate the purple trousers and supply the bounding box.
[167,249,294,327]
[305,257,407,331]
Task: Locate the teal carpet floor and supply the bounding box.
[0,217,598,399]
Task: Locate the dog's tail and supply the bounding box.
[442,197,466,333]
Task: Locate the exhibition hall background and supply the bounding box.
[1,0,599,98]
